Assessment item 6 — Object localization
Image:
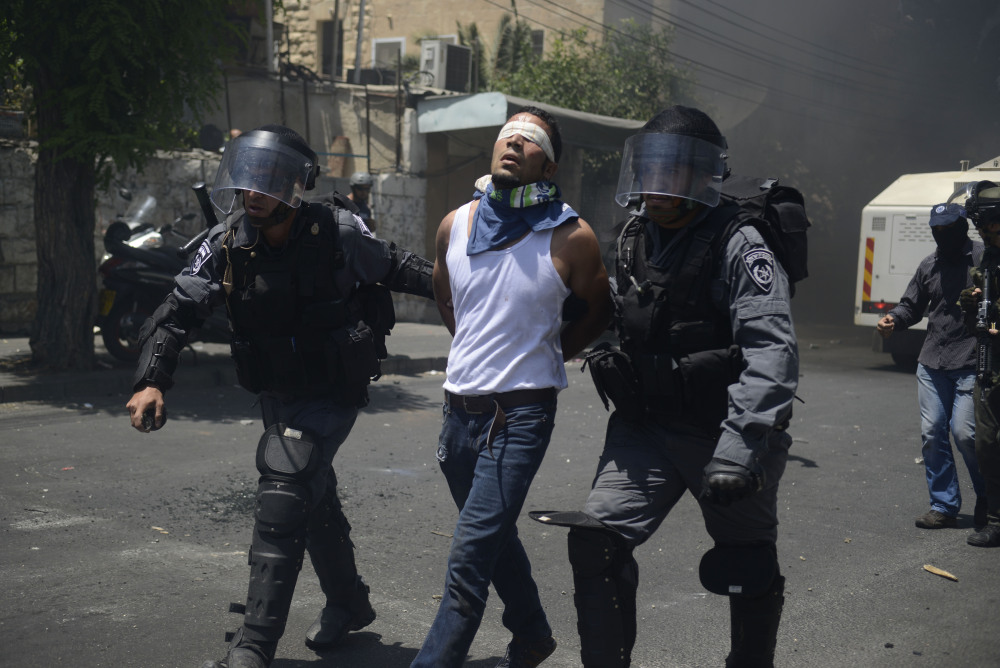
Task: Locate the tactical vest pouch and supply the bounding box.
[355,284,396,360]
[674,345,744,434]
[582,342,644,422]
[231,337,265,394]
[330,324,380,407]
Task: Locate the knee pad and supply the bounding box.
[568,526,629,577]
[699,544,778,598]
[256,423,321,483]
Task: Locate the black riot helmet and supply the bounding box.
[210,124,319,216]
[615,105,729,208]
[964,180,1000,227]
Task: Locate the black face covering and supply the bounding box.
[932,219,969,260]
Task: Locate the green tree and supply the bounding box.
[1,0,243,370]
[458,14,536,92]
[497,20,694,122]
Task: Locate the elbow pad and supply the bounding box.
[386,243,435,299]
[131,298,189,392]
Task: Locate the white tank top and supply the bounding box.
[443,201,571,395]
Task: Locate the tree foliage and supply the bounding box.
[495,20,694,122]
[1,0,245,369]
[458,15,537,92]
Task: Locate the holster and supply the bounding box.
[582,342,643,422]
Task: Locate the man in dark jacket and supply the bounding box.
[878,202,987,532]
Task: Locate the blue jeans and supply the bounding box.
[916,364,985,516]
[411,398,557,668]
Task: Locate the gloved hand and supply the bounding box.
[700,457,765,506]
[959,287,981,314]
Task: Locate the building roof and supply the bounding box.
[416,92,644,152]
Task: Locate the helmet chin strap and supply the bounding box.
[646,196,698,225]
[248,201,295,229]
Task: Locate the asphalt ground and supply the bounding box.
[3,323,999,667]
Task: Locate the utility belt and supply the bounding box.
[583,343,744,434]
[231,324,380,406]
[444,388,557,456]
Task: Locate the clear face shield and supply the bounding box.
[615,133,728,208]
[209,134,315,215]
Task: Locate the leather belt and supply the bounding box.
[444,388,557,458]
[444,388,556,414]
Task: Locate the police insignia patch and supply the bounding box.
[741,248,775,293]
[354,213,373,238]
[190,240,212,275]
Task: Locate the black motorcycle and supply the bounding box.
[96,183,229,362]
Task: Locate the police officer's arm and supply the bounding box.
[433,209,457,335]
[335,209,434,299]
[551,217,612,360]
[713,228,799,471]
[880,257,932,338]
[125,227,228,432]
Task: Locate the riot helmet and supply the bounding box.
[210,125,318,216]
[350,171,373,188]
[615,105,728,209]
[964,180,1000,227]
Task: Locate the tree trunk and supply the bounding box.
[29,104,98,370]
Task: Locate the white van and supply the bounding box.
[854,155,1000,365]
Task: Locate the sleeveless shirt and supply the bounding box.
[443,201,571,395]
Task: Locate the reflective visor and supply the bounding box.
[210,134,314,215]
[615,133,727,208]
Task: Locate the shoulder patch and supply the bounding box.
[741,247,775,293]
[190,239,212,276]
[354,213,374,238]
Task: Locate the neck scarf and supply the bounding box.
[466,175,578,255]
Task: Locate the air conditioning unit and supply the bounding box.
[420,40,472,92]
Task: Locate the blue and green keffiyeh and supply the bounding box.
[466,174,579,255]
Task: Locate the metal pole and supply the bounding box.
[331,0,341,79]
[353,0,366,84]
[266,0,275,73]
[365,83,372,173]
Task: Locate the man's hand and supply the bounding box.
[700,458,764,506]
[126,385,167,433]
[876,314,895,339]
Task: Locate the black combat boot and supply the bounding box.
[201,627,276,668]
[303,487,376,649]
[725,575,785,668]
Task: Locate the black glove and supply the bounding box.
[700,457,764,506]
[959,287,979,314]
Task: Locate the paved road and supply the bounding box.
[1,328,997,667]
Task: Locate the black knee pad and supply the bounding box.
[699,544,778,598]
[568,526,627,577]
[256,423,321,483]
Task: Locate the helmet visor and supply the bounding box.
[615,133,727,208]
[210,134,314,215]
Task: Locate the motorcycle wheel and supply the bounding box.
[101,298,152,363]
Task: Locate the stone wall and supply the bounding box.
[0,142,435,335]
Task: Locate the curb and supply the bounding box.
[0,354,448,404]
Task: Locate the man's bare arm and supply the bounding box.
[552,217,611,360]
[433,210,457,335]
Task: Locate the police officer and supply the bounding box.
[959,180,1000,547]
[124,124,434,668]
[534,106,799,668]
[347,171,376,233]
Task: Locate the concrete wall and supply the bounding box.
[0,140,435,335]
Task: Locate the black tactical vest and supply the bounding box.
[223,202,377,401]
[615,205,746,434]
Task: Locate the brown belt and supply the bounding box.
[444,388,557,457]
